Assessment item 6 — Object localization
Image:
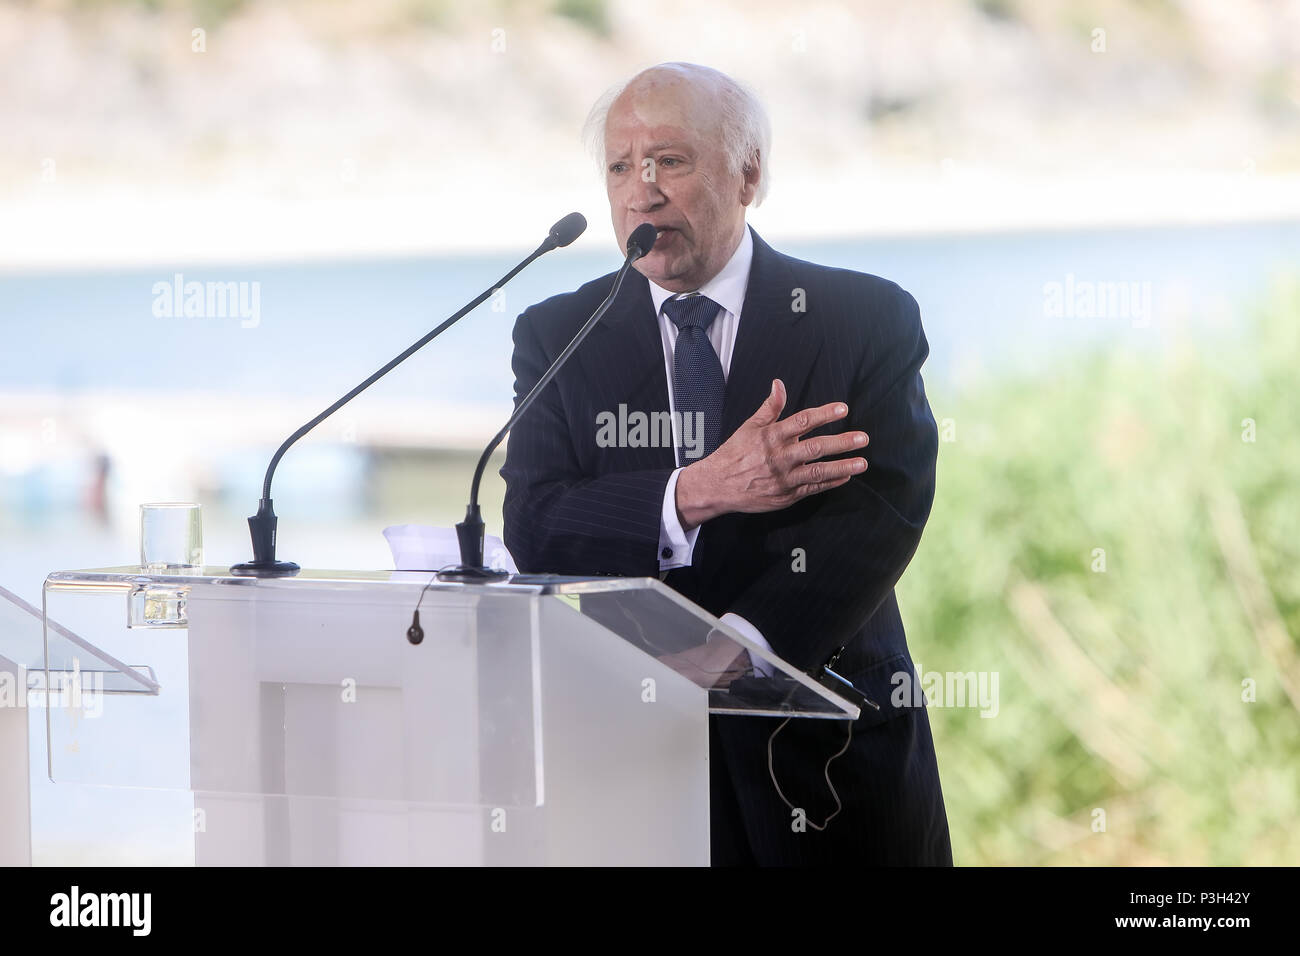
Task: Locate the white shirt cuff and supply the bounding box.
[720,612,777,679]
[658,467,700,571]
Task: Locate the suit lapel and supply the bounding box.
[581,269,676,470]
[722,228,823,438]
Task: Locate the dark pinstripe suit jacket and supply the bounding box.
[501,226,951,864]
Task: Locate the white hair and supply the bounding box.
[581,62,772,206]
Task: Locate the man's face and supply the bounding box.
[603,73,758,293]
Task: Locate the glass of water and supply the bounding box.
[140,503,203,574]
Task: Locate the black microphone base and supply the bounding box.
[230,560,301,577]
[436,565,510,583]
[233,498,299,576]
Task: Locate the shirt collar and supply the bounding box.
[647,225,753,318]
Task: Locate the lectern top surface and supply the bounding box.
[41,567,862,720]
[45,566,661,595]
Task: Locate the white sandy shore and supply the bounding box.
[4,170,1299,272]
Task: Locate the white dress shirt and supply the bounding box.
[646,226,776,676]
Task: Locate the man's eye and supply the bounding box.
[659,157,679,167]
[608,163,628,174]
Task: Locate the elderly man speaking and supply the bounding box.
[501,62,951,866]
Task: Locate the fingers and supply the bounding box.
[789,429,869,465]
[774,400,850,441]
[746,378,787,428]
[787,456,867,489]
[794,475,854,501]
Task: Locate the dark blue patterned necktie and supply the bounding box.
[663,293,725,465]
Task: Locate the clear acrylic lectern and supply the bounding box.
[20,568,858,866]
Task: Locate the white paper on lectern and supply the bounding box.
[382,524,518,573]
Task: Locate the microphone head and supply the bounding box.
[549,212,587,248]
[627,222,659,260]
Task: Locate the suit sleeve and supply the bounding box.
[500,308,673,576]
[727,284,938,672]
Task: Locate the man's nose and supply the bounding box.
[625,172,665,213]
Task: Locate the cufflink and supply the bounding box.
[661,547,673,559]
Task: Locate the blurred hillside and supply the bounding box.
[2,0,1298,266]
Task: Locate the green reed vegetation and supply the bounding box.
[899,275,1300,864]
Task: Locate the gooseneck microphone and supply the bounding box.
[436,222,660,585]
[230,212,588,577]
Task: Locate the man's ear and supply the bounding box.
[739,151,761,206]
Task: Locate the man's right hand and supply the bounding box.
[675,378,868,531]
